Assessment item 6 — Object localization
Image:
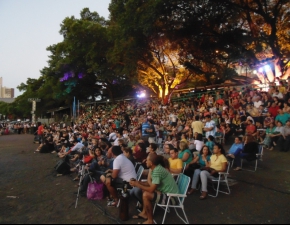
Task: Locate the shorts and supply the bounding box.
[111,177,124,189]
[153,192,179,205]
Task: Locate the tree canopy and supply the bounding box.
[2,1,289,118]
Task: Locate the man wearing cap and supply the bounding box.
[277,120,290,152]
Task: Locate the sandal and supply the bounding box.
[234,167,242,171]
[107,200,117,207]
[132,214,148,220]
[73,177,79,181]
[199,191,207,200]
[187,188,196,195]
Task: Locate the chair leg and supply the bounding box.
[161,204,169,224]
[174,207,189,224]
[209,181,220,197]
[255,159,258,171]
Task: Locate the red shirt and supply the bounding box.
[246,125,257,135]
[37,125,44,135]
[268,106,280,118]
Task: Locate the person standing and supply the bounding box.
[191,115,204,135]
[37,122,44,143]
[203,115,216,139]
[141,117,150,140]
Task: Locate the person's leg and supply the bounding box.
[130,187,143,204]
[142,191,155,224]
[200,170,211,193]
[190,169,201,189]
[284,136,290,152]
[277,136,285,152]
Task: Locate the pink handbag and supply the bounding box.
[87,181,104,200]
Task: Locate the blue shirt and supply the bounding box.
[142,122,150,136]
[228,143,244,154]
[198,154,211,167]
[205,141,214,152]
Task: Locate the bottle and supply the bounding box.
[119,181,129,221]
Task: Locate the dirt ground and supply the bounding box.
[0,134,290,224]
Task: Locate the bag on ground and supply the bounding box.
[87,180,104,200]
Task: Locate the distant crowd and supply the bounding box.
[12,79,290,223]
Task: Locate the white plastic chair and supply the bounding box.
[241,145,264,172]
[153,174,191,224]
[208,162,231,198]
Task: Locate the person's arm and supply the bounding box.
[170,167,182,174]
[181,152,190,162]
[111,169,119,179]
[210,162,227,175]
[130,180,158,193]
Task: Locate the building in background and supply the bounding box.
[0,77,14,98]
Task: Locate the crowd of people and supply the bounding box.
[30,79,290,224]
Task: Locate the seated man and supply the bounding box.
[226,137,244,160]
[168,148,183,174]
[100,146,137,207]
[277,120,290,152]
[129,153,179,224]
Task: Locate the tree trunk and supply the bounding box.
[159,88,173,105]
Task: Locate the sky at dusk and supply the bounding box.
[0,0,111,97]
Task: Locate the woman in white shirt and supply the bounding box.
[194,133,204,152]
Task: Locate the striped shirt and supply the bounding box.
[151,164,179,194]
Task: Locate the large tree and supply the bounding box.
[44,8,133,102]
[109,1,188,103]
[162,0,290,81]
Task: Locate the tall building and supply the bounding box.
[0,77,14,98]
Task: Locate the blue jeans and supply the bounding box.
[233,148,248,167]
[130,187,143,203]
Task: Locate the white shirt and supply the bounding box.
[205,120,216,138]
[71,142,84,152]
[113,138,120,146]
[113,154,137,182]
[109,132,117,141]
[254,101,263,109]
[194,140,204,151]
[169,114,177,122]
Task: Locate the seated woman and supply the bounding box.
[263,122,276,150]
[133,142,148,166]
[233,135,259,171]
[193,133,204,153]
[205,135,215,153]
[178,141,193,165]
[270,121,284,149]
[187,144,227,199]
[185,146,211,179]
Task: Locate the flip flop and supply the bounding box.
[132,215,148,220]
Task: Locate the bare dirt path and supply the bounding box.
[0,134,290,224]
